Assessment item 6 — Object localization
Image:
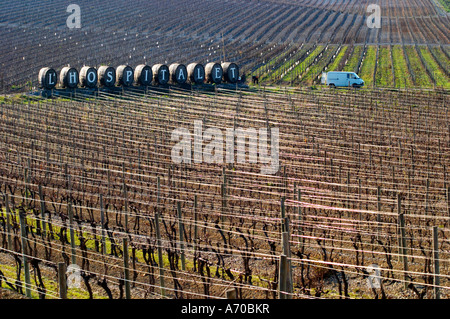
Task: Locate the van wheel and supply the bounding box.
[329,83,335,88]
[352,84,360,88]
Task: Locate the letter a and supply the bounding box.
[366,4,381,29]
[171,128,192,164]
[178,68,186,81]
[67,4,81,29]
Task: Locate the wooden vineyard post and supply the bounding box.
[123,183,129,233]
[38,185,46,239]
[397,194,409,290]
[280,197,287,232]
[278,254,287,299]
[123,238,131,299]
[226,288,237,299]
[155,212,165,297]
[67,173,72,207]
[64,163,68,189]
[397,193,402,262]
[278,195,292,299]
[221,167,227,225]
[297,188,303,247]
[68,202,76,265]
[278,253,291,299]
[377,186,382,238]
[19,210,31,298]
[100,194,107,255]
[107,169,111,199]
[193,195,198,256]
[358,178,362,230]
[432,226,440,299]
[45,150,50,179]
[23,168,29,205]
[447,187,450,222]
[122,162,126,184]
[425,178,429,215]
[168,165,172,200]
[346,171,350,214]
[156,176,166,297]
[407,171,411,214]
[177,201,186,271]
[58,262,67,299]
[5,194,12,252]
[281,231,293,298]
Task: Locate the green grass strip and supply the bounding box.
[326,46,349,72]
[436,0,450,12]
[359,46,377,88]
[302,46,338,85]
[282,45,324,82]
[375,46,394,87]
[430,46,450,72]
[342,46,363,72]
[404,46,433,87]
[0,262,105,299]
[419,46,450,89]
[392,45,414,88]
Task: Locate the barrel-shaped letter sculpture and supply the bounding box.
[80,66,98,88]
[187,63,205,84]
[116,65,134,87]
[39,62,240,91]
[60,67,79,88]
[222,62,239,83]
[98,66,116,87]
[39,67,58,89]
[205,62,223,84]
[169,63,188,84]
[152,64,169,85]
[134,64,153,86]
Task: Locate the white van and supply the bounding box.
[321,71,364,88]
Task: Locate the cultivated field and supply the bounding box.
[0,0,449,91]
[0,87,449,299]
[0,0,449,301]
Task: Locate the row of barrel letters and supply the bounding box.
[39,62,239,89]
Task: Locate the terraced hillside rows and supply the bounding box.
[0,87,449,299]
